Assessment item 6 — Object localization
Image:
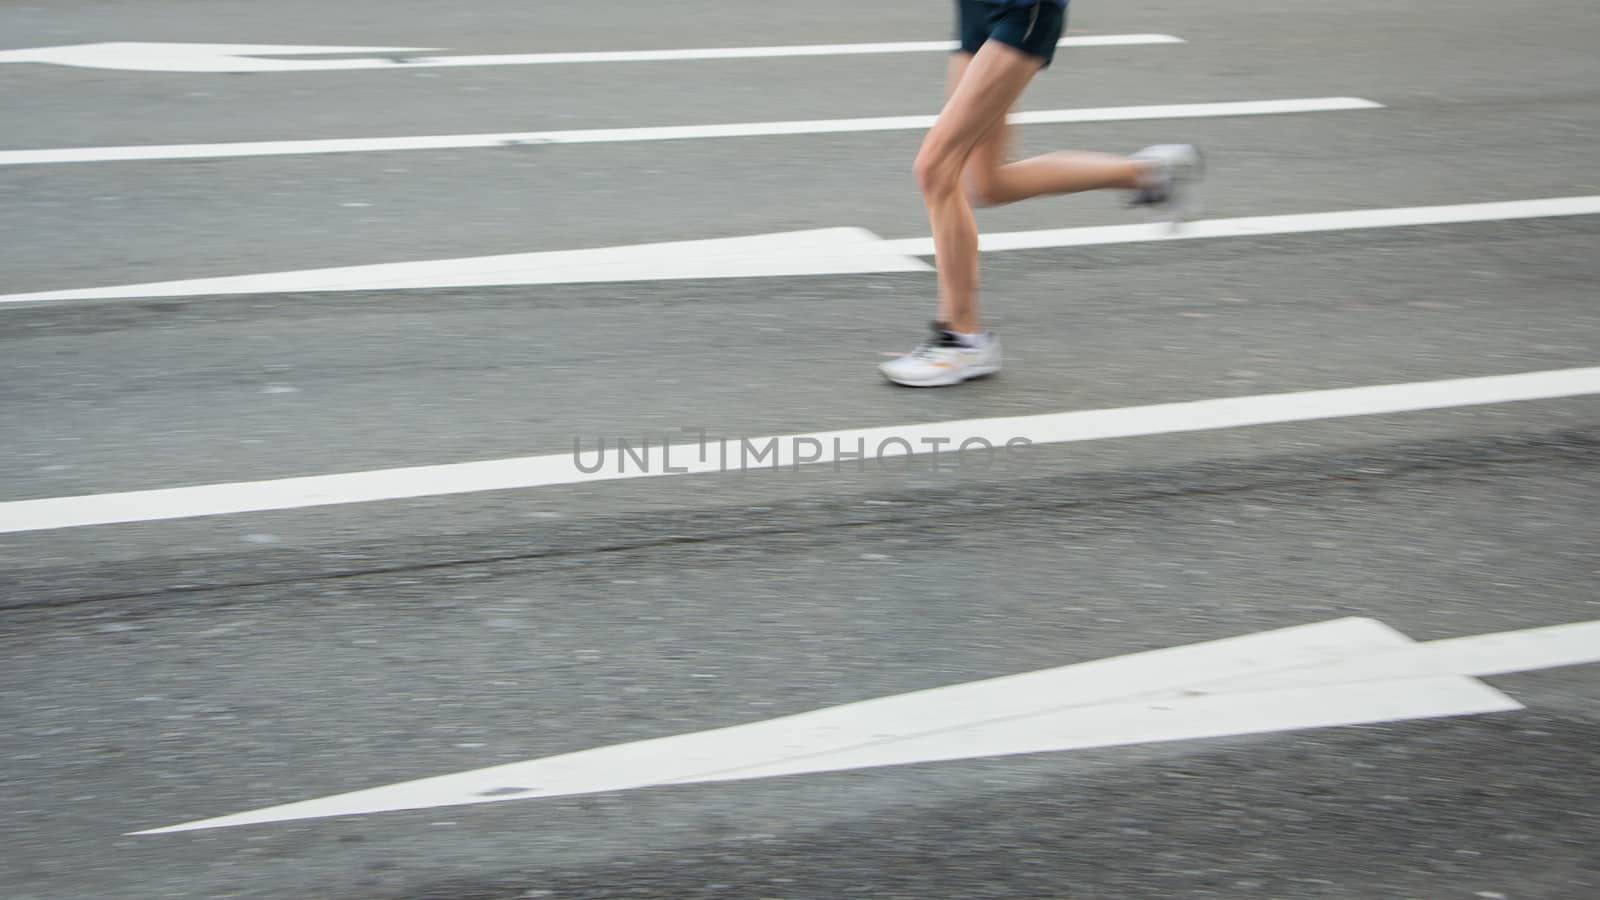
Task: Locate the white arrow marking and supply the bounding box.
[0,35,1182,73]
[0,42,438,72]
[3,365,1599,534]
[0,97,1380,167]
[131,617,1600,835]
[0,228,932,305]
[4,195,1597,306]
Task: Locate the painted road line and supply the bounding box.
[134,680,1510,834]
[3,195,1596,306]
[131,619,1451,832]
[3,366,1598,534]
[0,35,1183,73]
[137,615,1600,834]
[0,98,1381,167]
[0,228,935,305]
[1198,619,1600,691]
[881,195,1600,256]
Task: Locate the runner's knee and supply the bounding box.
[914,144,963,199]
[965,170,1008,208]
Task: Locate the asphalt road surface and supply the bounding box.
[2,1,1598,898]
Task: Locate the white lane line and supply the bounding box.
[0,98,1379,167]
[139,615,1600,835]
[4,366,1598,534]
[1203,619,1600,690]
[881,195,1600,256]
[0,35,1183,74]
[0,228,935,304]
[3,195,1596,306]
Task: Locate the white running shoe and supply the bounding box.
[879,322,1002,387]
[1130,143,1204,223]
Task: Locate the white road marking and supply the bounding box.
[1202,619,1600,688]
[0,228,933,305]
[3,366,1597,534]
[132,616,1600,834]
[881,195,1600,256]
[0,35,1182,74]
[4,195,1596,306]
[0,98,1380,167]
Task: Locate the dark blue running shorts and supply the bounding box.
[956,0,1069,68]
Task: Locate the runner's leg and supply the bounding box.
[913,39,1042,334]
[968,149,1148,208]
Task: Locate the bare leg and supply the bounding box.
[913,41,1041,335]
[955,52,1148,208]
[970,151,1146,207]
